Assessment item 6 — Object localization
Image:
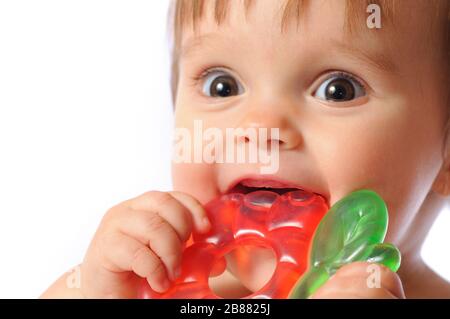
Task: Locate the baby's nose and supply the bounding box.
[236,108,302,150]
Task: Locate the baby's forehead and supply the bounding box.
[177,0,446,51]
[177,0,447,74]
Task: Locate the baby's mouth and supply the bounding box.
[229,183,299,196]
[226,177,326,200]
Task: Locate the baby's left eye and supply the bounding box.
[313,73,366,102]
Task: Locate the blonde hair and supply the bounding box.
[167,0,449,106]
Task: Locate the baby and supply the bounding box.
[42,0,450,298]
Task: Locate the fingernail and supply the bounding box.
[160,277,171,291]
[169,266,180,281]
[174,266,181,279]
[201,216,211,230]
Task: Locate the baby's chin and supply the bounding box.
[225,245,277,292]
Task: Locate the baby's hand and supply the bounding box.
[311,262,405,299]
[80,191,211,298]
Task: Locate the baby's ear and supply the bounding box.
[431,118,450,196]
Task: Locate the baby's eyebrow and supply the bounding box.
[331,39,398,74]
[180,33,227,60]
[180,33,399,75]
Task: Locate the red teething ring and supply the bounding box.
[139,190,328,299]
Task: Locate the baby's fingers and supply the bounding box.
[115,208,183,281]
[311,262,405,299]
[101,232,171,293]
[169,191,211,233]
[129,191,210,239]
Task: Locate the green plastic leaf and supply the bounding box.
[288,189,401,299]
[365,243,401,272]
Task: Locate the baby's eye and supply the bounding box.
[201,70,245,98]
[313,72,366,102]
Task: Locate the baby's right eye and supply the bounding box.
[200,69,245,98]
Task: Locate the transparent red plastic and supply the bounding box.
[138,190,329,299]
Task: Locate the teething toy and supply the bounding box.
[288,189,401,298]
[138,189,401,299]
[139,189,328,298]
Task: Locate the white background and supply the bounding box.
[0,1,449,298]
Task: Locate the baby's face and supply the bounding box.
[172,0,448,292]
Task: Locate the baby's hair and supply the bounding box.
[167,0,449,106]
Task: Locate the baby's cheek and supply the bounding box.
[171,162,219,204]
